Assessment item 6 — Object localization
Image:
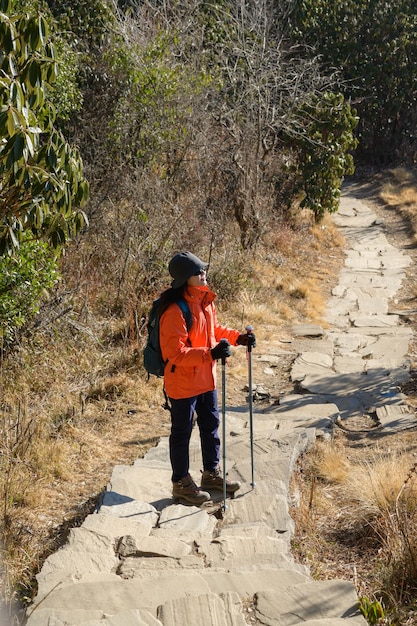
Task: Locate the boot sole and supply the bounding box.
[174,496,213,507]
[200,485,240,497]
[174,496,208,503]
[172,494,210,505]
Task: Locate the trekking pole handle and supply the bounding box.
[246,325,253,353]
[220,338,229,365]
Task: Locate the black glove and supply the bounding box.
[236,332,256,348]
[211,340,231,360]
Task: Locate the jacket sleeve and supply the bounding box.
[212,304,241,345]
[160,304,213,367]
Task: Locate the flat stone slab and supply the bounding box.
[356,294,388,315]
[36,540,117,585]
[262,401,339,436]
[291,352,334,381]
[345,256,410,270]
[326,300,357,319]
[256,352,295,364]
[376,404,417,432]
[99,494,161,522]
[277,394,335,408]
[66,526,116,551]
[140,438,170,463]
[223,493,294,535]
[117,554,205,579]
[219,521,279,538]
[131,459,170,469]
[28,608,164,626]
[363,335,412,364]
[73,609,163,626]
[349,314,400,327]
[27,568,314,624]
[299,368,408,397]
[291,325,324,338]
[157,591,247,626]
[197,535,292,569]
[232,431,310,488]
[292,339,334,356]
[327,332,370,353]
[201,568,312,595]
[105,465,173,510]
[265,401,340,420]
[82,512,156,538]
[333,355,366,374]
[350,241,399,255]
[153,504,217,539]
[341,226,390,245]
[115,535,192,559]
[338,268,404,289]
[333,199,377,228]
[26,574,212,620]
[254,579,367,625]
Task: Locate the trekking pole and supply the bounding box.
[220,339,228,511]
[246,325,255,488]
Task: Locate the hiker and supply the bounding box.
[158,251,256,506]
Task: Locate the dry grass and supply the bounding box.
[380,167,417,244]
[216,212,344,340]
[291,434,417,624]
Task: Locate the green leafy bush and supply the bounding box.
[0,236,59,346]
[0,0,89,254]
[287,92,358,220]
[288,0,417,163]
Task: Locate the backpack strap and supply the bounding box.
[163,298,193,410]
[177,298,192,334]
[168,299,192,374]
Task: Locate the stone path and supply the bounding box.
[24,189,416,626]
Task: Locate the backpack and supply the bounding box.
[143,297,192,378]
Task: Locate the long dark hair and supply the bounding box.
[157,286,187,317]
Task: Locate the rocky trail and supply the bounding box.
[22,183,417,626]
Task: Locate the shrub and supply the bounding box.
[0,236,59,347]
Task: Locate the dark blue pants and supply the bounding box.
[169,390,220,483]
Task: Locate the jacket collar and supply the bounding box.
[185,284,216,305]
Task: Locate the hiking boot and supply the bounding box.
[172,473,211,505]
[201,467,241,494]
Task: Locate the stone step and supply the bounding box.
[26,567,313,625]
[26,607,162,626]
[157,591,247,626]
[254,579,366,625]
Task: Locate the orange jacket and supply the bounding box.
[159,285,241,400]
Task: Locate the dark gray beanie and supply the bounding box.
[168,251,208,289]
